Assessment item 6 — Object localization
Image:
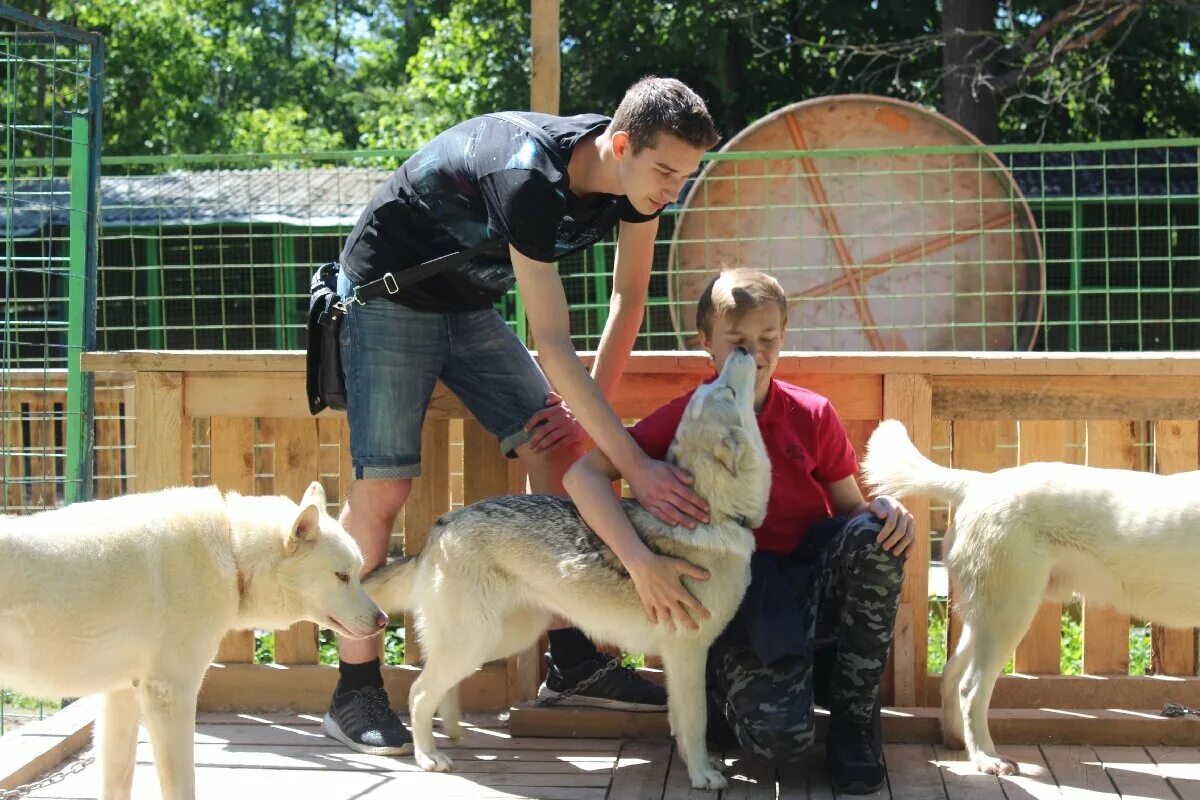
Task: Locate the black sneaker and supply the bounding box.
[825,705,886,794]
[322,685,414,755]
[537,654,667,712]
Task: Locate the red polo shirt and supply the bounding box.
[628,378,858,555]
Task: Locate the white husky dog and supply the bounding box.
[863,419,1200,775]
[365,348,771,790]
[0,481,385,800]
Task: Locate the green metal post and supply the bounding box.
[272,230,299,349]
[1069,200,1083,353]
[65,116,91,505]
[144,237,165,349]
[592,242,609,342]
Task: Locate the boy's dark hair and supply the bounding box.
[696,269,788,339]
[610,77,720,153]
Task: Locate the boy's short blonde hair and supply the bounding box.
[695,269,788,338]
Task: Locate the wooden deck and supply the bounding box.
[15,712,1200,800]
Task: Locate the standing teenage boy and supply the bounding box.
[323,77,721,755]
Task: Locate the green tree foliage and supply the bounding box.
[13,0,1200,153]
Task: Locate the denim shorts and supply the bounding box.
[337,272,551,479]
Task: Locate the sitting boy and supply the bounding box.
[564,269,914,793]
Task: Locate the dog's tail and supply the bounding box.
[362,556,418,614]
[861,419,980,504]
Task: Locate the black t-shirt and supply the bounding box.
[339,112,662,312]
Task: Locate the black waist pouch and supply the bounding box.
[306,262,347,414]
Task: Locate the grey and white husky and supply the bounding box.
[365,348,770,790]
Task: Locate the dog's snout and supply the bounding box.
[374,610,389,630]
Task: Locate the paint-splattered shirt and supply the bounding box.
[339,112,661,312]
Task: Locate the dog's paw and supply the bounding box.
[973,753,1020,776]
[688,766,728,791]
[415,748,454,772]
[440,719,464,740]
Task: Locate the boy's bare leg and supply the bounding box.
[322,478,415,756]
[337,478,412,663]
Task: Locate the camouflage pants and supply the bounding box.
[708,513,905,763]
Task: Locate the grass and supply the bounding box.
[928,598,1153,676]
[0,691,63,736]
[255,627,406,665]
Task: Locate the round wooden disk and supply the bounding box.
[667,95,1045,351]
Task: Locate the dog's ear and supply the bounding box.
[713,434,740,475]
[286,503,321,553]
[302,480,326,508]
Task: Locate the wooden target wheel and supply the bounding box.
[667,95,1045,351]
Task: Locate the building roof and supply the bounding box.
[2,165,393,237]
[3,145,1198,239]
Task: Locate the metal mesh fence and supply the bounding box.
[0,3,102,734]
[9,137,1183,356]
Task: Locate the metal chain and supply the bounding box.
[1162,702,1200,718]
[537,655,625,707]
[0,753,94,799]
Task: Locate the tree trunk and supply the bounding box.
[941,0,999,143]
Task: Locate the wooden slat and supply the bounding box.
[935,374,1200,420]
[25,393,53,508]
[92,398,116,499]
[1041,743,1120,795]
[463,418,511,504]
[1152,420,1199,677]
[270,417,321,666]
[1013,420,1072,675]
[1,392,23,510]
[1093,745,1179,799]
[926,673,1200,709]
[607,741,673,799]
[131,359,1200,423]
[882,373,931,707]
[81,344,1200,377]
[182,371,885,424]
[1145,746,1200,800]
[197,663,510,713]
[132,371,185,492]
[947,420,999,661]
[842,418,877,496]
[403,419,450,665]
[1082,420,1135,676]
[882,743,945,798]
[337,417,352,506]
[316,415,341,513]
[932,744,1008,799]
[210,417,258,664]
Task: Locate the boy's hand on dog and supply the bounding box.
[870,495,915,558]
[627,552,711,631]
[628,459,710,528]
[525,393,586,454]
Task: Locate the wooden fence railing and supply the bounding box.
[78,350,1200,714]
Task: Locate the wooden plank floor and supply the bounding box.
[18,712,1200,799]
